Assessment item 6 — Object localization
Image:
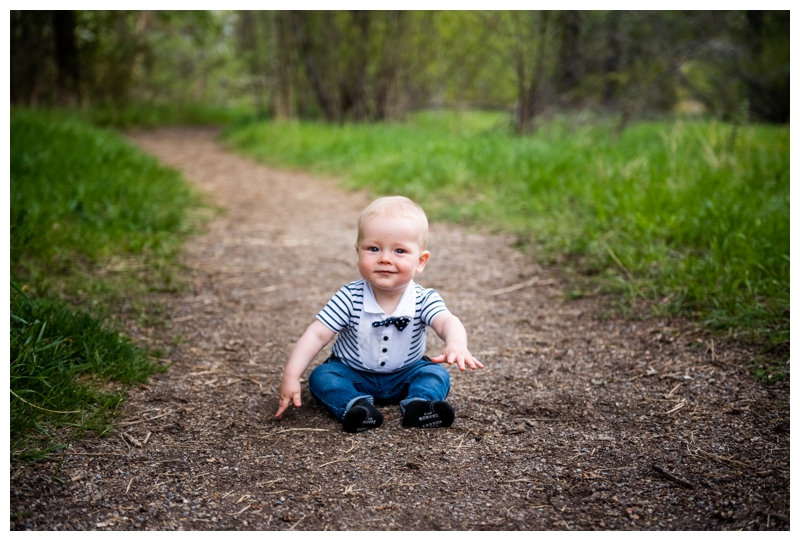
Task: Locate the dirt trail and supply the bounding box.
[10,128,789,531]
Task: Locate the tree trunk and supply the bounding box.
[517,11,549,135]
[339,11,371,121]
[11,11,52,105]
[291,11,338,121]
[556,10,581,101]
[602,14,621,108]
[273,11,294,119]
[373,11,404,121]
[52,10,80,105]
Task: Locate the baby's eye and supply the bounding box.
[369,247,379,252]
[395,248,406,254]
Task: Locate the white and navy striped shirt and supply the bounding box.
[316,279,448,373]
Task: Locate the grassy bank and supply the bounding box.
[10,109,204,459]
[223,112,789,358]
[74,102,255,129]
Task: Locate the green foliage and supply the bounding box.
[11,10,788,125]
[10,283,165,461]
[10,109,203,460]
[223,112,789,346]
[72,103,255,128]
[11,108,202,294]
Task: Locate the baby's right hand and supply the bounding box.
[275,377,302,419]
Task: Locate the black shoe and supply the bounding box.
[342,399,383,433]
[402,400,455,428]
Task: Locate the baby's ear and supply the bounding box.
[416,250,430,273]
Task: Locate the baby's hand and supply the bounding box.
[275,377,302,419]
[430,345,484,372]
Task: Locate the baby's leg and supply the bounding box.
[400,362,454,428]
[308,359,383,432]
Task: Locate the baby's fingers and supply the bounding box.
[429,354,447,364]
[275,397,290,419]
[466,356,484,370]
[275,392,302,419]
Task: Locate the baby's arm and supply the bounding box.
[275,319,336,419]
[429,312,484,371]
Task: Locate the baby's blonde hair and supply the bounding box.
[357,196,429,250]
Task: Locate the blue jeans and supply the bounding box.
[308,357,451,421]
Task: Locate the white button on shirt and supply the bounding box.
[357,281,417,373]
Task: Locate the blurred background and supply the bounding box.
[9,10,790,127]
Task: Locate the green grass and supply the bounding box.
[90,102,256,128]
[10,108,205,459]
[11,108,206,300]
[60,102,256,129]
[223,111,789,351]
[10,283,165,462]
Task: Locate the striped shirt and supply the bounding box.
[316,279,448,373]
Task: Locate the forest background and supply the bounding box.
[9,10,790,458]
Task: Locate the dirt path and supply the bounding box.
[10,128,789,531]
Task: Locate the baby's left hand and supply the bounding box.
[430,345,484,372]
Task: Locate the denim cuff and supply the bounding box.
[399,397,427,414]
[345,395,374,414]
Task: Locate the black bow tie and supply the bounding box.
[372,317,411,332]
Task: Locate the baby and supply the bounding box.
[275,196,483,432]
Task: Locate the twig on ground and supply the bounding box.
[289,513,307,530]
[257,478,285,488]
[378,476,395,488]
[665,383,682,398]
[232,504,250,516]
[316,458,351,469]
[660,292,677,305]
[142,431,152,447]
[235,494,251,504]
[123,433,143,448]
[125,476,135,494]
[651,465,695,489]
[455,430,471,452]
[687,444,753,469]
[664,402,686,415]
[119,409,175,426]
[147,480,169,493]
[277,427,328,433]
[487,277,540,296]
[242,377,263,391]
[120,434,131,451]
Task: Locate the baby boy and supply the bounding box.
[275,196,483,432]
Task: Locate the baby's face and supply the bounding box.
[356,215,430,296]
